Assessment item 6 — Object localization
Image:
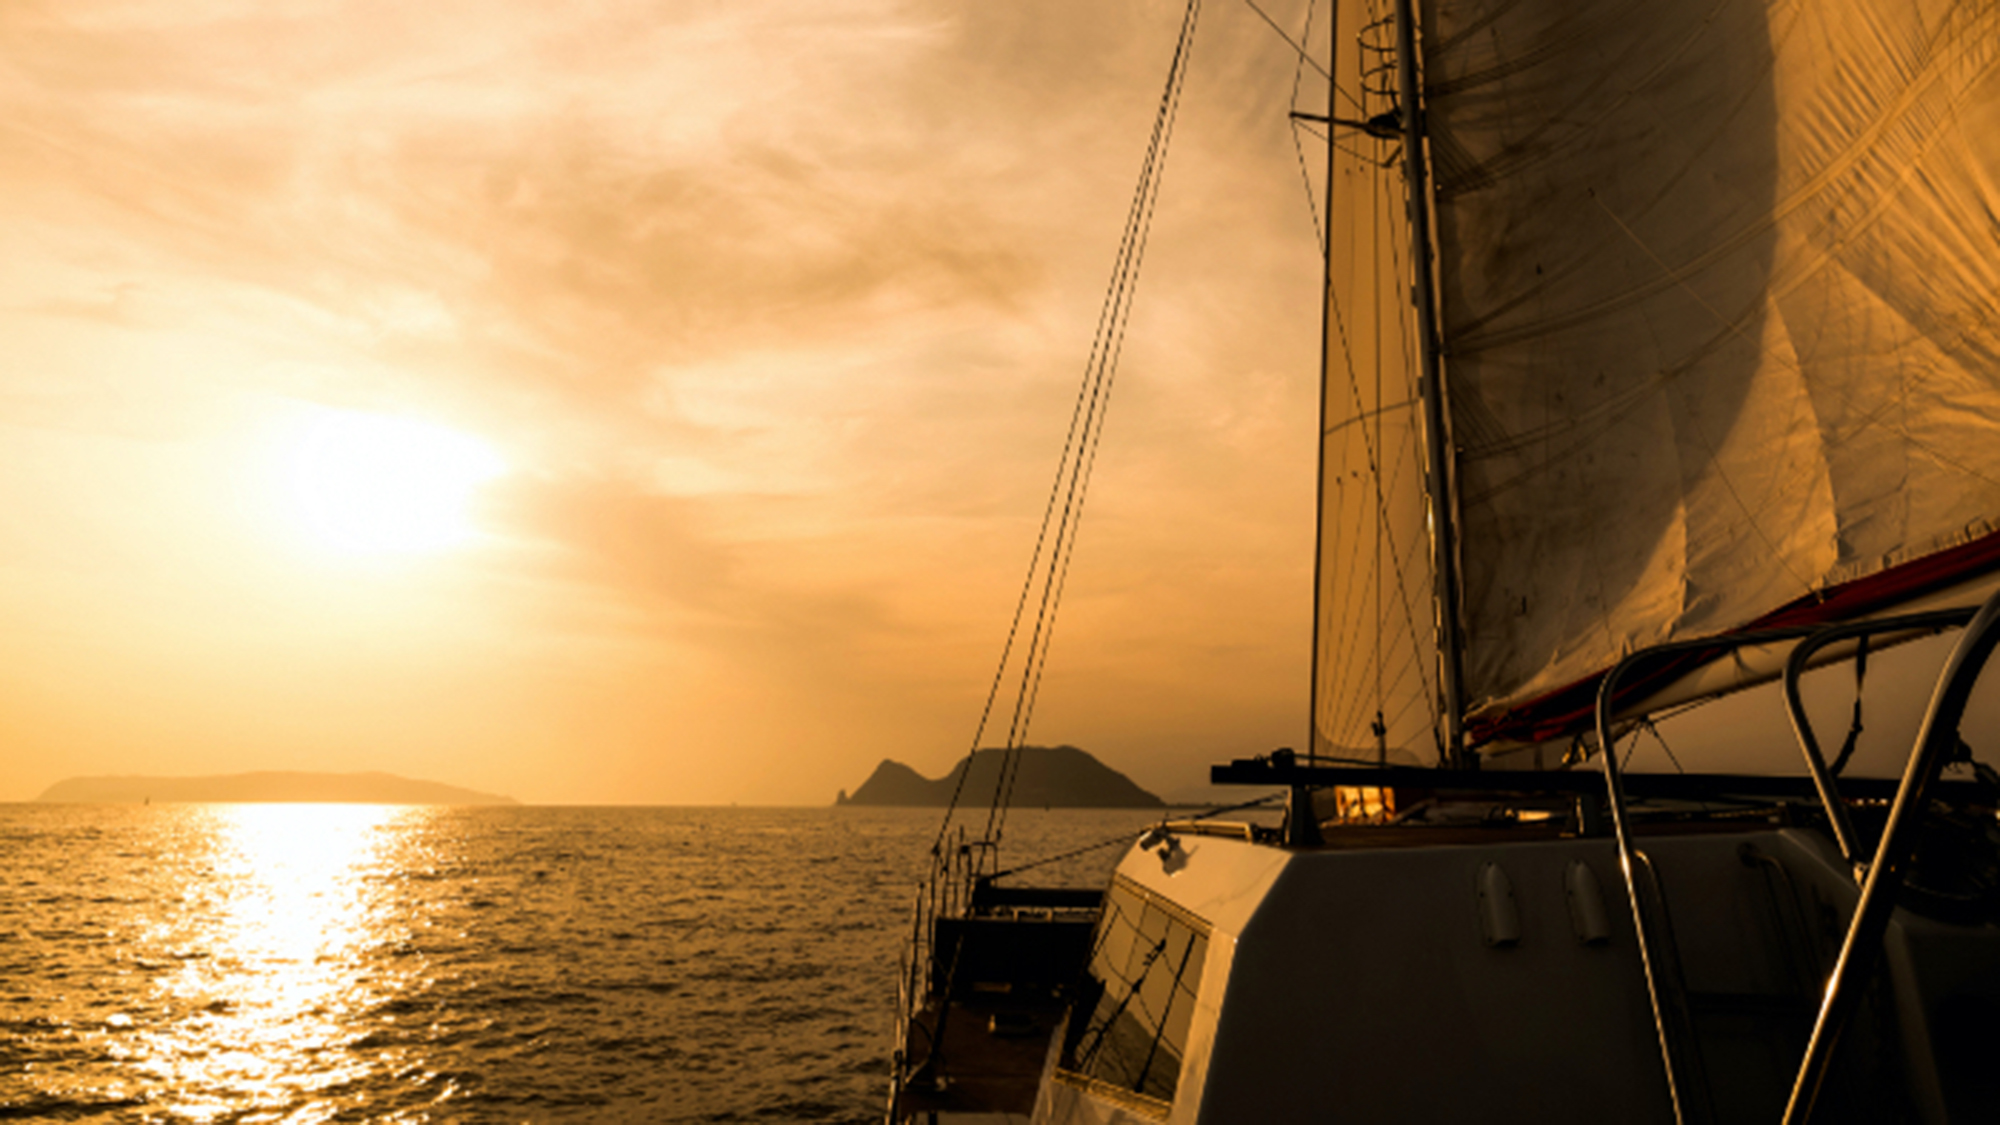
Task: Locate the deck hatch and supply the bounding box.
[1057,874,1211,1111]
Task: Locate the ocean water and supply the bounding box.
[1,804,1162,1123]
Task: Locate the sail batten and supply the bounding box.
[1318,0,2000,756]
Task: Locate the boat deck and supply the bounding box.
[891,885,1101,1124]
[895,989,1066,1120]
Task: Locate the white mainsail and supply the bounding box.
[1320,0,2000,755]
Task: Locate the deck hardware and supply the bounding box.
[1589,604,1988,1125]
[1784,585,2000,1123]
[1571,793,1606,836]
[1564,861,1611,945]
[1779,607,1973,874]
[1272,748,1323,846]
[1737,843,1820,1000]
[1208,761,1988,803]
[1141,825,1188,874]
[1289,109,1403,140]
[1477,862,1520,947]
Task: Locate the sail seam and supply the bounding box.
[1583,191,1820,598]
[1444,0,1980,357]
[1323,261,1440,755]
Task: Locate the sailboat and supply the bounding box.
[889,0,2000,1121]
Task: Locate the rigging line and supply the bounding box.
[1286,0,1326,254]
[1013,0,1199,707]
[988,44,1173,839]
[1639,718,1711,816]
[1003,422,1104,813]
[938,97,1190,855]
[1324,488,1401,745]
[991,110,1150,837]
[1242,0,1332,84]
[1643,718,1687,774]
[1319,416,1385,739]
[1319,458,1383,744]
[988,832,1133,881]
[989,342,1112,834]
[986,378,1106,838]
[1585,191,1820,599]
[986,0,1202,844]
[1331,136,1389,166]
[1005,256,1143,821]
[1333,632,1430,743]
[991,792,1288,881]
[1374,673,1432,745]
[1327,641,1390,747]
[1330,620,1433,751]
[931,262,1119,856]
[1364,90,1391,751]
[999,226,1138,815]
[1323,279,1436,744]
[1323,397,1421,438]
[1322,383,1435,740]
[1383,172,1450,760]
[1000,0,1198,832]
[929,481,1067,853]
[940,6,1184,853]
[1291,125,1325,255]
[1285,0,1319,107]
[1829,636,1869,776]
[1003,177,1194,821]
[1333,218,1441,743]
[1371,144,1386,761]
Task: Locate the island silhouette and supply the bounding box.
[836,745,1162,808]
[36,771,517,805]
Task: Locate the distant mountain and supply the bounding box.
[836,746,1162,808]
[36,771,517,805]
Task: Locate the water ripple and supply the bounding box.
[1,803,1151,1121]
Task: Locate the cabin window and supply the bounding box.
[1058,875,1210,1109]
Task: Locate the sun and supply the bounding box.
[278,406,507,556]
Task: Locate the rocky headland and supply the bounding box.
[835,745,1161,808]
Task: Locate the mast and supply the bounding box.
[1390,0,1470,768]
[1305,9,1335,767]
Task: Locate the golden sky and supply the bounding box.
[1,0,1328,804]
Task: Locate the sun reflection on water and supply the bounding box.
[128,804,430,1121]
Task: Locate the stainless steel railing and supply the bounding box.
[1592,591,2000,1125]
[1783,585,2000,1123]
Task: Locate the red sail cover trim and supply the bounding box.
[1467,528,2000,748]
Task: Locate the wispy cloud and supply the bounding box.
[0,0,1328,801]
